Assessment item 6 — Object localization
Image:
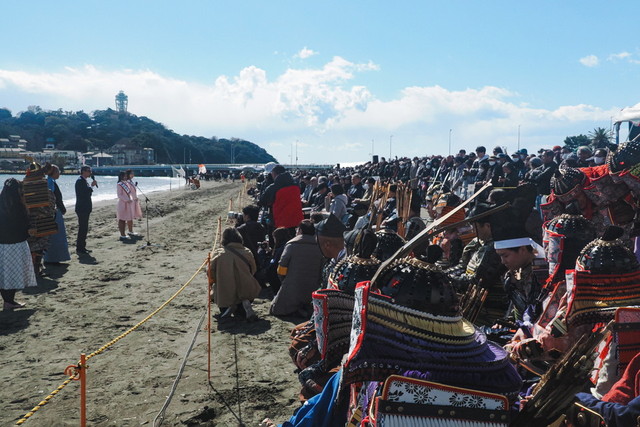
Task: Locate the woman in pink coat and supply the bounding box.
[116,171,134,241]
[116,171,133,241]
[125,170,143,222]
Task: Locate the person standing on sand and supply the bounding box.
[125,170,143,236]
[0,178,37,310]
[43,165,71,264]
[116,171,133,241]
[75,165,96,254]
[208,228,261,322]
[116,170,143,241]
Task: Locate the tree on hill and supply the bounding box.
[0,108,11,121]
[0,107,277,164]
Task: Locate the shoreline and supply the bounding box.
[0,173,185,209]
[0,180,302,426]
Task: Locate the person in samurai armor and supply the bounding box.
[264,257,522,427]
[446,202,507,327]
[506,211,595,373]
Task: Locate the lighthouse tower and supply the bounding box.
[115,90,128,113]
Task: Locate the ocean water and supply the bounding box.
[0,174,185,207]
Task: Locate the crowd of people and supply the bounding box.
[5,138,640,424]
[206,139,640,426]
[0,163,147,309]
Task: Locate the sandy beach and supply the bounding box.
[0,181,303,426]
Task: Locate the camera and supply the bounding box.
[227,211,243,220]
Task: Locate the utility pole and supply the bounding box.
[295,140,298,168]
[610,116,613,133]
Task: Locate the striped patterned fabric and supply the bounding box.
[342,283,522,399]
[312,289,355,368]
[613,308,640,377]
[566,270,640,328]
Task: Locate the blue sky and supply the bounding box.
[1,1,639,163]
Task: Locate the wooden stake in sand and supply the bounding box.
[234,335,243,425]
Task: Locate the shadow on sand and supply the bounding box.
[0,308,36,336]
[42,263,69,280]
[22,276,59,295]
[216,317,272,336]
[77,253,99,265]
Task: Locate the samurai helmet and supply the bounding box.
[608,139,640,173]
[330,228,380,294]
[576,226,639,274]
[373,229,405,262]
[551,167,585,195]
[376,257,458,316]
[543,213,596,277]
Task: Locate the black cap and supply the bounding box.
[466,202,494,224]
[316,214,346,238]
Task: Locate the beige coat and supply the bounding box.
[208,242,261,308]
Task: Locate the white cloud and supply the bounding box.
[608,51,632,61]
[295,47,318,59]
[336,142,364,151]
[0,59,619,163]
[579,55,599,67]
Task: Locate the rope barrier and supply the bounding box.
[16,213,224,425]
[16,374,78,425]
[16,256,210,426]
[84,259,208,363]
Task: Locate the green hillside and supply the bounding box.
[0,106,277,164]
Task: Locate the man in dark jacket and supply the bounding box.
[530,150,558,195]
[236,204,267,263]
[75,165,96,254]
[259,165,304,229]
[347,173,364,202]
[310,183,329,211]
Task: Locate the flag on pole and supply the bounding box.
[198,164,207,174]
[171,165,181,178]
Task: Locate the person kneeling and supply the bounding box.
[208,228,261,322]
[270,220,324,317]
